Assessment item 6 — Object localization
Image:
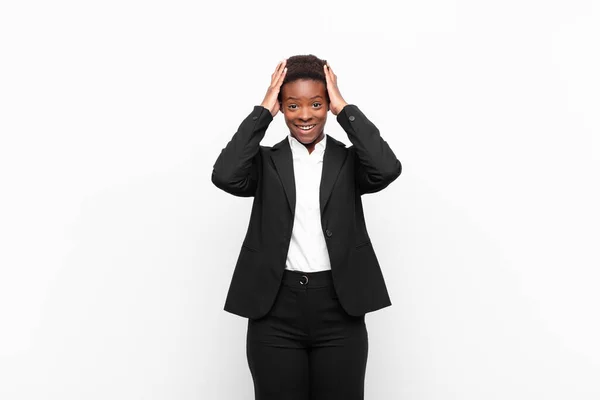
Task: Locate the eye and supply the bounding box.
[313,102,322,108]
[288,104,298,110]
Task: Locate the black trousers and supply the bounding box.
[246,269,368,400]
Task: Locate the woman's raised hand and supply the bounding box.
[323,63,348,115]
[260,59,287,117]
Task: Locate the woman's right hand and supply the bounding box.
[260,59,287,117]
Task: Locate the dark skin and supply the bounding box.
[280,79,328,153]
[260,59,348,154]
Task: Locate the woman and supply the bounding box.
[212,54,402,400]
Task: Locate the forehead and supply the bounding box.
[281,79,326,100]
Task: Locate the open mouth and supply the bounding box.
[296,124,317,133]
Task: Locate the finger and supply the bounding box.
[326,64,335,82]
[326,63,336,77]
[323,64,330,82]
[327,64,336,79]
[276,60,287,81]
[270,61,285,86]
[272,60,285,78]
[275,60,287,81]
[276,67,287,88]
[277,59,287,72]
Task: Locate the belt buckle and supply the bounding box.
[300,275,309,285]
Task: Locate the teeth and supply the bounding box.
[298,124,315,130]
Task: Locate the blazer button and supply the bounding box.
[348,115,355,122]
[325,229,333,238]
[252,116,258,121]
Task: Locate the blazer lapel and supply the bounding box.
[271,137,295,215]
[271,134,348,216]
[320,135,348,215]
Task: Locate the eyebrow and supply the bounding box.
[285,95,324,100]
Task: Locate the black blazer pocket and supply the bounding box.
[355,240,371,249]
[242,243,259,252]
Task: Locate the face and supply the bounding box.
[280,79,329,147]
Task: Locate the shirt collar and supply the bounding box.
[288,133,327,156]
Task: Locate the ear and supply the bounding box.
[279,101,284,114]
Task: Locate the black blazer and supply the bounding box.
[211,104,402,319]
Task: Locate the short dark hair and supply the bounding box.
[278,54,329,103]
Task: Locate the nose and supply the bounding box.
[299,108,312,122]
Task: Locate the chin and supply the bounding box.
[295,132,322,144]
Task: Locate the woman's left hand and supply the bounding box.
[324,63,348,115]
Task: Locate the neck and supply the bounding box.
[303,132,324,154]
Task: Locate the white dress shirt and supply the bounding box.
[285,133,332,272]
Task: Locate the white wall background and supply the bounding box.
[1,0,598,399]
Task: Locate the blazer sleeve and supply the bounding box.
[211,105,273,197]
[336,104,402,195]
